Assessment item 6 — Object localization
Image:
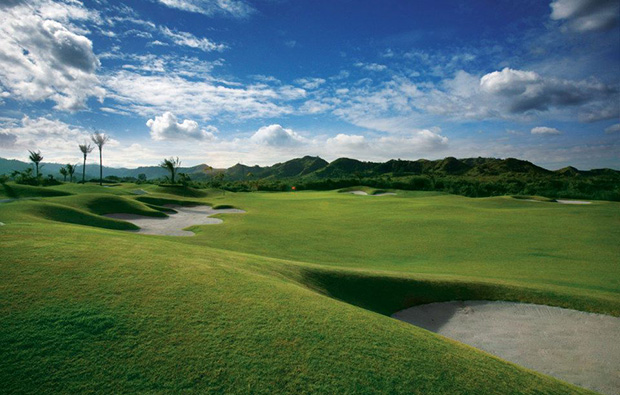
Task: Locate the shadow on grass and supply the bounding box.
[298,268,620,317]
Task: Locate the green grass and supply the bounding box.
[1,182,617,393]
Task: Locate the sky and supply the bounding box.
[0,0,619,170]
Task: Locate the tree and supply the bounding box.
[28,150,43,179]
[90,132,109,186]
[79,143,94,183]
[66,164,76,183]
[159,157,181,184]
[59,166,68,181]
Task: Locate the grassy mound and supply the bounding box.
[57,195,169,217]
[154,185,209,198]
[0,182,72,199]
[296,267,619,316]
[20,201,139,230]
[134,196,206,207]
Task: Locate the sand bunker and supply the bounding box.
[104,205,244,236]
[347,190,396,196]
[557,199,591,205]
[131,189,149,195]
[393,301,620,394]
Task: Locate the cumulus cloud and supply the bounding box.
[550,0,620,32]
[326,134,368,150]
[0,0,104,111]
[156,0,254,18]
[160,26,226,52]
[479,67,617,117]
[0,116,121,164]
[531,126,562,135]
[147,112,217,141]
[323,130,448,159]
[604,123,620,134]
[250,124,306,147]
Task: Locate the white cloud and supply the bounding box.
[604,123,620,134]
[0,116,120,164]
[355,62,388,72]
[160,26,226,52]
[250,124,306,147]
[550,0,620,32]
[146,112,217,141]
[531,126,562,135]
[295,77,326,90]
[326,134,368,150]
[156,0,254,18]
[104,70,297,120]
[0,0,104,110]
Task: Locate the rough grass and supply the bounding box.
[0,183,616,393]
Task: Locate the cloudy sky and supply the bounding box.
[0,0,618,169]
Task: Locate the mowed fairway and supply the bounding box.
[1,183,618,394]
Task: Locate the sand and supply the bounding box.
[347,190,396,196]
[557,200,591,205]
[393,301,620,394]
[131,189,149,195]
[104,205,244,236]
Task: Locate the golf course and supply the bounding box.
[1,182,618,394]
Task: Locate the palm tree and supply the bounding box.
[66,164,76,183]
[59,166,68,181]
[79,143,94,183]
[91,132,109,186]
[28,150,43,178]
[159,157,181,184]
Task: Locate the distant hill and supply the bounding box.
[0,157,218,180]
[1,155,617,181]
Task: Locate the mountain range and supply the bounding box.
[1,156,617,181]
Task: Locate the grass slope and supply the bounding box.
[1,182,617,393]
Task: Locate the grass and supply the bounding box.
[1,182,617,393]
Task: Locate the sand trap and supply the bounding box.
[393,301,620,394]
[557,200,591,205]
[104,205,244,236]
[131,189,149,195]
[347,190,396,196]
[0,221,4,226]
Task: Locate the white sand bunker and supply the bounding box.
[131,189,149,195]
[347,190,396,196]
[104,205,244,236]
[557,199,591,205]
[393,301,620,395]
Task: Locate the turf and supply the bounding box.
[1,182,617,393]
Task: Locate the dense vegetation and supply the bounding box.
[2,182,617,393]
[3,155,618,201]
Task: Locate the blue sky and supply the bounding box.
[0,0,618,169]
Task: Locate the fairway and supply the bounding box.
[1,182,618,393]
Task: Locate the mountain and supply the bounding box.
[2,156,617,182]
